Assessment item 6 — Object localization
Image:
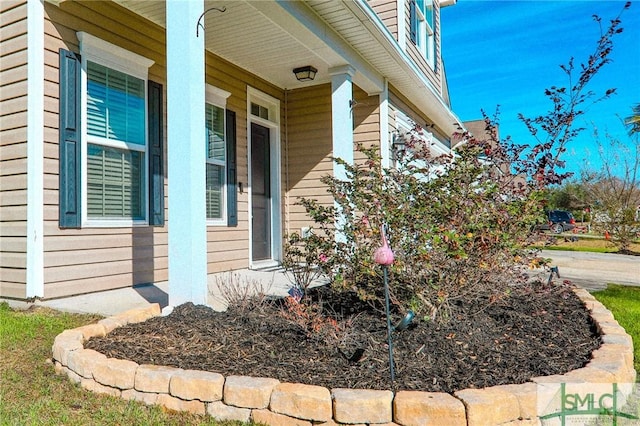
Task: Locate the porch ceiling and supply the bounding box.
[114,0,382,93]
[113,0,461,135]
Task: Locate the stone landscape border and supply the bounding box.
[52,288,637,425]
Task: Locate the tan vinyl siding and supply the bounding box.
[401,0,443,92]
[284,85,333,235]
[1,0,27,13]
[353,86,382,164]
[368,0,399,40]
[0,0,28,298]
[43,272,163,300]
[283,84,382,235]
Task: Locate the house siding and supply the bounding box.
[284,84,334,235]
[368,0,399,40]
[283,84,382,236]
[40,1,168,298]
[353,86,382,162]
[3,0,450,301]
[0,0,29,298]
[39,1,288,298]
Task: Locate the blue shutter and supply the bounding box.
[226,109,237,227]
[148,80,164,226]
[409,0,418,44]
[58,49,82,228]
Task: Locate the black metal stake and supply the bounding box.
[383,265,395,385]
[547,266,560,285]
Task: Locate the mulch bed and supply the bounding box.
[85,281,600,394]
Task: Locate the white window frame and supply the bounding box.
[77,32,154,227]
[205,84,231,226]
[414,0,435,68]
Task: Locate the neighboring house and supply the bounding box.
[464,119,533,190]
[463,120,496,145]
[0,0,461,306]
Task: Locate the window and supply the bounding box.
[87,144,144,218]
[59,35,163,229]
[77,32,155,225]
[86,61,147,220]
[205,85,232,224]
[206,103,225,221]
[250,102,269,120]
[410,0,435,67]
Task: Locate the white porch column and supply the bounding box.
[379,79,390,169]
[330,65,355,242]
[26,0,45,298]
[330,65,355,181]
[166,0,207,307]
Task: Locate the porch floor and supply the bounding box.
[5,268,305,317]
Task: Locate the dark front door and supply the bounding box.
[251,123,271,261]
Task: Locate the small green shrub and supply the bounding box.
[282,6,629,323]
[287,141,545,321]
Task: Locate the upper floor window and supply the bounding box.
[410,0,435,68]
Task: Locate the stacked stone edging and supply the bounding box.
[52,288,636,425]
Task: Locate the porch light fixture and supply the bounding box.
[293,65,317,82]
[392,131,406,151]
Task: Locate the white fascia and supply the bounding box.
[439,0,457,7]
[26,0,44,298]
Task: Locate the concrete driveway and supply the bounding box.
[540,249,640,291]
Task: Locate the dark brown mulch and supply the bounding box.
[86,281,600,394]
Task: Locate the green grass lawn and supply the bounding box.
[533,234,640,254]
[0,302,251,426]
[592,285,640,376]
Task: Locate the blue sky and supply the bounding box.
[441,1,639,179]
